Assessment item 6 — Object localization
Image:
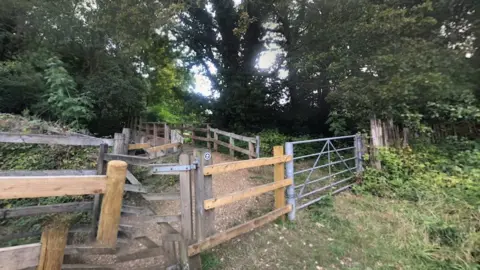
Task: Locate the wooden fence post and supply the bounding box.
[229,137,234,157]
[113,133,125,155]
[248,141,254,159]
[153,123,158,148]
[273,146,286,222]
[91,143,108,240]
[213,131,218,152]
[192,128,196,146]
[97,160,128,248]
[179,154,193,241]
[164,123,170,143]
[255,136,260,158]
[206,124,211,149]
[195,150,215,241]
[122,128,131,154]
[37,223,69,270]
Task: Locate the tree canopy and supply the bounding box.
[1,0,479,136]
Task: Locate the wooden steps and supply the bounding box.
[142,192,181,201]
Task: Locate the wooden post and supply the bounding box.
[229,137,234,157]
[97,160,128,248]
[195,150,215,241]
[37,223,68,270]
[213,131,218,152]
[91,144,108,240]
[255,136,260,158]
[206,124,211,149]
[153,123,158,148]
[192,129,196,146]
[113,133,125,155]
[122,128,131,154]
[248,141,255,159]
[179,154,193,241]
[273,146,286,222]
[164,123,170,144]
[370,118,382,170]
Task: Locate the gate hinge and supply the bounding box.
[151,164,197,174]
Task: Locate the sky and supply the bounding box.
[193,51,279,96]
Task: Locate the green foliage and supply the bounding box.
[43,57,94,128]
[356,140,480,206]
[355,140,480,267]
[201,252,222,270]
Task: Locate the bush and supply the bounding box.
[258,130,317,157]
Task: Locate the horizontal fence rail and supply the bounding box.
[204,178,293,210]
[203,155,292,175]
[0,132,114,146]
[0,175,107,199]
[188,205,292,257]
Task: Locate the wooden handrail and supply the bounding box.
[204,179,293,209]
[0,175,107,199]
[203,155,292,175]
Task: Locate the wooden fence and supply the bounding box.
[185,147,292,262]
[0,161,128,270]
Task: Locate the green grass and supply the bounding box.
[201,193,479,270]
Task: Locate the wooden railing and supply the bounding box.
[0,160,128,269]
[188,146,292,258]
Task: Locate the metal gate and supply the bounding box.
[285,134,363,220]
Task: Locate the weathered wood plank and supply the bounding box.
[144,143,181,154]
[128,143,150,150]
[211,139,253,156]
[203,179,292,210]
[0,175,107,199]
[135,236,159,248]
[0,202,93,218]
[126,171,141,185]
[120,215,181,225]
[142,193,180,201]
[0,132,113,146]
[0,170,97,177]
[179,154,192,241]
[123,184,148,193]
[209,129,256,143]
[229,137,234,157]
[0,243,41,270]
[104,154,153,165]
[189,135,210,142]
[116,247,164,262]
[62,264,115,269]
[203,155,292,176]
[188,205,292,256]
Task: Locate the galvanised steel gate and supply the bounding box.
[285,134,363,220]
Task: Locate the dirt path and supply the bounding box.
[149,151,267,231]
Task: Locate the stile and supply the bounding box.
[273,145,286,221]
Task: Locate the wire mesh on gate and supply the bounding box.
[285,135,362,219]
